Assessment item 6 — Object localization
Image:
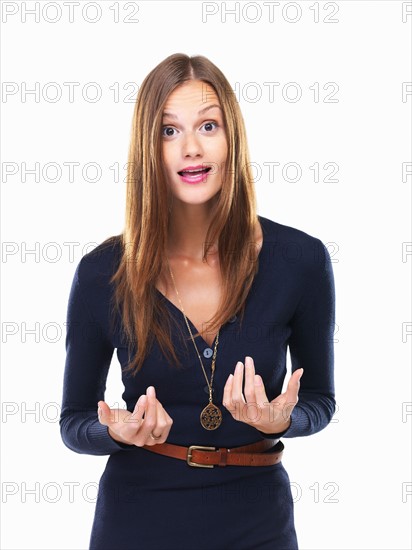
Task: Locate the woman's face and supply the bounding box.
[161,79,228,207]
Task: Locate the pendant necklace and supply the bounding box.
[166,260,222,430]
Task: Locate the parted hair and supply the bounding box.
[107,52,260,375]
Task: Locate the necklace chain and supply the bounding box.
[166,260,219,403]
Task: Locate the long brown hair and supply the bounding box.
[107,53,260,375]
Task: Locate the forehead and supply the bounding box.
[162,80,220,112]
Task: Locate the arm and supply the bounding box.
[259,238,336,438]
[283,238,336,437]
[59,260,135,455]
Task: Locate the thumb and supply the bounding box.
[97,400,111,426]
[286,368,303,398]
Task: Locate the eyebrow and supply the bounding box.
[162,104,222,120]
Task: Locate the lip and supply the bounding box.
[177,164,212,185]
[178,170,210,185]
[178,164,207,173]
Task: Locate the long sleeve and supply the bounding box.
[259,238,336,439]
[59,258,134,455]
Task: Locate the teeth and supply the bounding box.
[181,167,210,173]
[177,167,211,176]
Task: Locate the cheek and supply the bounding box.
[216,139,228,165]
[162,144,174,171]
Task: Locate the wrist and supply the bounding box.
[259,417,291,435]
[108,426,129,445]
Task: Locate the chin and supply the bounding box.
[174,194,220,206]
[169,180,222,203]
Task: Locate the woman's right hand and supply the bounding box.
[97,386,173,446]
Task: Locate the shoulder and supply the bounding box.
[258,214,325,249]
[75,235,123,290]
[257,214,331,280]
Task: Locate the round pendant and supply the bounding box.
[200,403,222,430]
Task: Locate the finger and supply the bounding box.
[231,361,246,404]
[125,394,147,427]
[150,401,172,442]
[222,374,235,411]
[154,401,168,430]
[253,374,269,407]
[141,386,157,438]
[243,356,256,404]
[156,400,173,427]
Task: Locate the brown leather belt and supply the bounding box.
[142,439,284,468]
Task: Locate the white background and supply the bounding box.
[1,1,411,549]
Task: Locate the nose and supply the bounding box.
[182,130,203,158]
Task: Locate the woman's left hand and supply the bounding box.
[222,356,303,434]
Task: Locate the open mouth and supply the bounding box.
[177,167,212,176]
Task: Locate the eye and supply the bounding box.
[162,126,177,138]
[161,120,219,138]
[202,121,218,132]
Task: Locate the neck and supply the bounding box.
[167,201,218,261]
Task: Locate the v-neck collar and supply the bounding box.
[155,215,268,350]
[154,289,219,349]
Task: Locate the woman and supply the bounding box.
[60,53,336,550]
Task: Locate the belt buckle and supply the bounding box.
[187,445,216,468]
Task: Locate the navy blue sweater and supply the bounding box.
[59,215,336,456]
